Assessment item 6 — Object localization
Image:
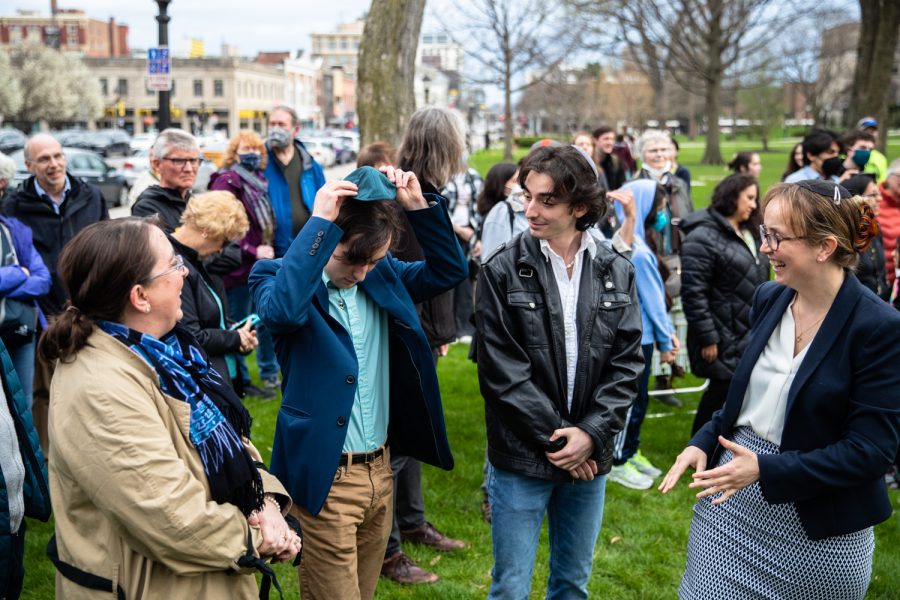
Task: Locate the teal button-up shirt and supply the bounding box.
[322,271,390,452]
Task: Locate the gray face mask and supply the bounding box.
[267,127,292,149]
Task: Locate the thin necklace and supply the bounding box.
[795,314,826,344]
[565,256,577,270]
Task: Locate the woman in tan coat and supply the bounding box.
[40,218,300,598]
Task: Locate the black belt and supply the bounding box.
[339,446,384,466]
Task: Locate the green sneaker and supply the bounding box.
[629,450,662,478]
[608,462,653,490]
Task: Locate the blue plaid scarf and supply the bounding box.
[99,321,264,516]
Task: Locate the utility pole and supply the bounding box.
[155,0,172,130]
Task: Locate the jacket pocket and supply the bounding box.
[598,292,631,309]
[506,290,545,342]
[280,404,311,419]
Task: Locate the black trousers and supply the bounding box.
[691,379,731,436]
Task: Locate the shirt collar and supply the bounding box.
[34,174,71,203]
[321,269,358,295]
[539,231,597,263]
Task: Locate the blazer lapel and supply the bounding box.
[786,275,863,415]
[723,285,793,424]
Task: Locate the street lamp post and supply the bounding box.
[155,0,172,130]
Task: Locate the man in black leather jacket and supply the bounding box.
[475,145,643,598]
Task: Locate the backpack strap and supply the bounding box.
[47,535,127,600]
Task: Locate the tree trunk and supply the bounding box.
[701,74,723,164]
[850,0,900,151]
[503,40,514,161]
[357,0,426,148]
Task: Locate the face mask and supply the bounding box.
[821,156,845,178]
[851,149,871,169]
[651,209,669,232]
[267,127,292,149]
[238,152,261,171]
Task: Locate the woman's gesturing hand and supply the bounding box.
[688,436,760,505]
[658,445,708,494]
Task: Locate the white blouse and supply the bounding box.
[734,299,813,446]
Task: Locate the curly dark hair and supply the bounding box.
[517,145,608,231]
[711,173,761,232]
[727,151,756,174]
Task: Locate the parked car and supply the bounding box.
[52,129,91,150]
[9,147,131,208]
[129,132,157,154]
[328,137,357,164]
[85,130,132,157]
[0,129,27,155]
[299,138,336,168]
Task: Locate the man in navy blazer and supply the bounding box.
[249,165,467,599]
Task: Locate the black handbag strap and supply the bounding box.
[47,534,127,600]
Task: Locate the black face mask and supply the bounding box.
[821,156,845,178]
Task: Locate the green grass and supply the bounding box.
[470,135,900,211]
[20,346,900,598]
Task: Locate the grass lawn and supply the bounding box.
[17,133,900,597]
[19,346,900,598]
[471,134,900,211]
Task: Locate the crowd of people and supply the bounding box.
[0,108,897,600]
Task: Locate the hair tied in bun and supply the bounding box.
[854,202,879,252]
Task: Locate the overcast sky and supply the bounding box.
[14,0,381,55]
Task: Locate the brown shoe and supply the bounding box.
[381,551,439,584]
[400,521,465,552]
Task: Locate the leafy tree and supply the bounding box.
[10,43,102,127]
[0,52,23,121]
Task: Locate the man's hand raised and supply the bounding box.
[311,180,359,222]
[379,166,429,211]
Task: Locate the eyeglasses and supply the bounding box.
[759,225,805,251]
[146,254,186,282]
[161,156,202,169]
[645,147,669,154]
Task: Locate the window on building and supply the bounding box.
[99,78,108,96]
[328,40,336,50]
[67,23,78,46]
[214,79,224,97]
[193,79,203,97]
[437,35,448,44]
[9,26,22,44]
[116,78,128,96]
[423,35,433,44]
[353,41,359,49]
[27,26,42,40]
[340,39,348,49]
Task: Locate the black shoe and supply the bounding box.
[242,383,275,400]
[653,392,682,407]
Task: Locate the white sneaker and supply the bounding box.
[608,462,654,490]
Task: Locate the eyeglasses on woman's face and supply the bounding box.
[145,254,186,282]
[759,224,805,251]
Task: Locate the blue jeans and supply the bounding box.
[613,343,654,464]
[6,339,35,410]
[226,284,279,381]
[488,466,607,600]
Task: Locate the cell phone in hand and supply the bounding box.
[229,313,261,330]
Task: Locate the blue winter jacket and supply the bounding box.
[249,193,468,515]
[263,140,326,257]
[0,338,51,581]
[615,179,674,351]
[0,215,52,328]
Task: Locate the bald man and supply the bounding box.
[3,134,108,449]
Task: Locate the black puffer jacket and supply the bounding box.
[169,236,242,384]
[3,174,109,316]
[475,232,643,481]
[857,232,889,301]
[680,208,770,380]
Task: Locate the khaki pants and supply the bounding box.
[296,447,393,600]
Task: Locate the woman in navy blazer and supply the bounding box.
[660,180,900,599]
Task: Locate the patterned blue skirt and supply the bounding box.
[679,427,874,600]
